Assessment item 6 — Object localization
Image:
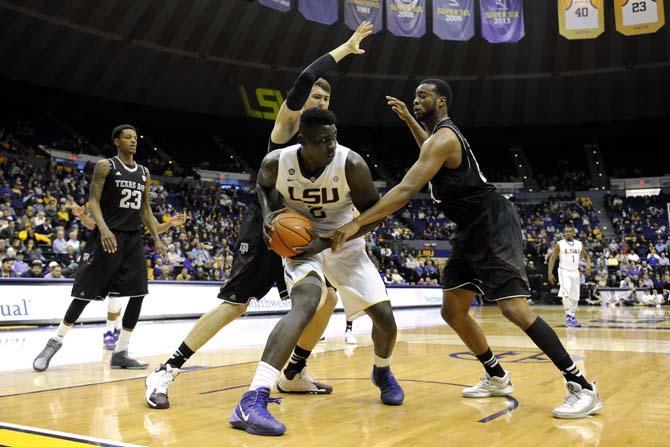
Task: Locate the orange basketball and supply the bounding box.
[270,210,313,258]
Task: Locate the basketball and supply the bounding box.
[270,210,313,258]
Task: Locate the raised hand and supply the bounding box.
[346,21,374,55]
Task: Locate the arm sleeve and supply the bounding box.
[285,54,337,111]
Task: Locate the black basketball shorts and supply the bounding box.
[218,201,288,304]
[443,195,531,302]
[71,229,148,301]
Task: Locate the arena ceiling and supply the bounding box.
[1,0,669,127]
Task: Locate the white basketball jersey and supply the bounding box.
[558,239,583,272]
[622,0,658,26]
[275,144,354,233]
[565,0,599,30]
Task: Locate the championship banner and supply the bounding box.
[614,0,665,36]
[558,0,605,39]
[433,0,475,41]
[258,0,292,13]
[299,0,338,25]
[480,0,525,43]
[386,0,427,38]
[344,0,384,33]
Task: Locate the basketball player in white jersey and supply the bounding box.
[229,109,403,436]
[548,226,592,327]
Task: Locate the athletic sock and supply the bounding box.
[476,348,506,378]
[374,354,392,368]
[54,321,71,343]
[114,329,133,353]
[166,342,195,369]
[284,346,311,379]
[524,316,593,390]
[250,361,280,391]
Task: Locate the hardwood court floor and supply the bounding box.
[0,305,668,447]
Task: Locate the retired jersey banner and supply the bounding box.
[433,0,476,41]
[299,0,338,25]
[386,0,427,37]
[558,0,605,39]
[259,0,292,12]
[480,0,525,43]
[614,0,665,36]
[344,0,384,33]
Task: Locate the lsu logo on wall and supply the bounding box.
[239,86,285,120]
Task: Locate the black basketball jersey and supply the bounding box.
[428,118,497,227]
[100,156,148,232]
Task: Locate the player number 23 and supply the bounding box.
[119,189,142,209]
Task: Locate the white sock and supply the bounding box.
[114,329,133,353]
[107,298,122,331]
[54,322,71,342]
[249,361,280,391]
[374,354,392,368]
[115,318,122,330]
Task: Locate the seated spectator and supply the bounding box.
[647,249,660,266]
[21,259,44,278]
[52,228,68,255]
[391,268,405,284]
[640,274,654,289]
[620,276,635,290]
[194,266,210,281]
[176,267,191,281]
[45,263,64,279]
[155,264,173,280]
[166,244,183,266]
[659,252,669,267]
[639,289,664,306]
[1,257,15,277]
[11,252,29,276]
[66,230,80,254]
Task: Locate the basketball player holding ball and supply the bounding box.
[229,108,404,437]
[145,22,373,409]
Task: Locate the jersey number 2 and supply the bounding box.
[309,207,326,219]
[119,189,142,209]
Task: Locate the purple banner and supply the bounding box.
[386,0,427,38]
[433,0,475,41]
[299,0,338,25]
[259,0,291,13]
[480,0,525,43]
[344,0,384,34]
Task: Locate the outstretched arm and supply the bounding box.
[270,21,373,146]
[330,129,460,251]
